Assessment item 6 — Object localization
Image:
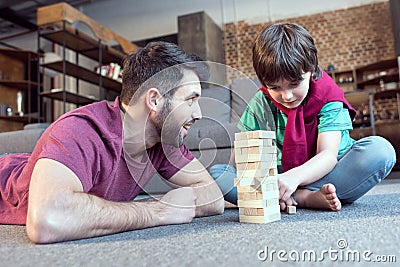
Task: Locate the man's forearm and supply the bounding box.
[27,192,161,243]
[27,187,198,244]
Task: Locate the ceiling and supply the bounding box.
[0,0,102,37]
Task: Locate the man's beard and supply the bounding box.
[153,99,184,148]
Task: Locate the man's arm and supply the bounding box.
[27,158,197,244]
[166,158,225,217]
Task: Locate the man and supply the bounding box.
[0,41,224,243]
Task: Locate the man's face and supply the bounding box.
[154,70,202,147]
[265,72,311,109]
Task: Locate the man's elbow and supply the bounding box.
[214,197,225,215]
[26,206,63,244]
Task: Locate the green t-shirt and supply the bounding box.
[238,90,355,167]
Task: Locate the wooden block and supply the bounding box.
[236,161,262,171]
[237,200,265,208]
[239,212,281,224]
[265,198,279,206]
[237,191,264,201]
[237,191,279,204]
[239,206,280,216]
[235,146,277,155]
[259,187,279,199]
[287,205,297,214]
[236,161,276,171]
[235,153,276,163]
[234,177,256,186]
[237,166,277,178]
[247,146,276,154]
[234,130,276,141]
[259,183,275,192]
[235,177,273,186]
[235,175,278,189]
[236,184,259,193]
[237,199,280,209]
[234,177,260,186]
[234,175,278,186]
[234,139,273,148]
[239,208,265,216]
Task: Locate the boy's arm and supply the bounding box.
[278,131,341,202]
[27,158,197,244]
[166,158,225,217]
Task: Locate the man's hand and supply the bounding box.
[157,187,197,225]
[167,158,224,217]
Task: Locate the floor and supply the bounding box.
[1,176,399,266]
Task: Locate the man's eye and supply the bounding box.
[187,98,194,105]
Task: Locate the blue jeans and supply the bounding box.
[209,136,396,205]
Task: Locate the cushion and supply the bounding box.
[185,122,239,150]
[0,128,45,153]
[24,123,50,130]
[194,84,231,128]
[230,78,261,122]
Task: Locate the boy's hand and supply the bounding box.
[278,173,299,205]
[279,196,297,211]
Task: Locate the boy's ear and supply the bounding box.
[145,88,160,112]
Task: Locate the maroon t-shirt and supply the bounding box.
[0,98,194,225]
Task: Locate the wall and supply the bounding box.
[2,0,390,55]
[80,0,388,42]
[224,1,396,79]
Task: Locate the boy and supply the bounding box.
[210,23,396,211]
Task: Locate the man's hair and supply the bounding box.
[252,22,321,87]
[120,41,210,105]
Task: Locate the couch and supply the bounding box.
[0,78,262,193]
[0,123,50,154]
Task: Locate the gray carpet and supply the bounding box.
[1,178,399,267]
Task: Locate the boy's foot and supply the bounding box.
[296,184,341,211]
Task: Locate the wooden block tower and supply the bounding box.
[234,130,281,224]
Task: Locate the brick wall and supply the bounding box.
[224,1,396,79]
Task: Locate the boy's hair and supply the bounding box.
[252,22,321,87]
[120,41,209,105]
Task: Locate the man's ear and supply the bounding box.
[145,88,161,112]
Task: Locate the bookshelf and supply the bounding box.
[329,59,400,136]
[328,69,356,92]
[347,58,400,170]
[0,48,40,132]
[36,2,139,119]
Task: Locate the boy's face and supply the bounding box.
[265,72,311,109]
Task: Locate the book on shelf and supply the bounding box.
[94,62,122,82]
